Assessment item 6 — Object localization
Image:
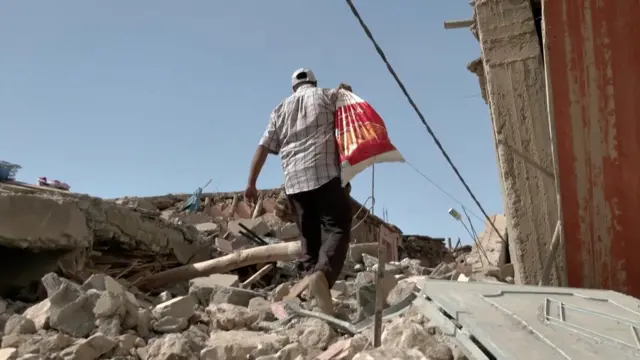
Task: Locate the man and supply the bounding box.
[244,68,352,314]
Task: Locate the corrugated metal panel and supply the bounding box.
[417,280,640,359]
[543,1,640,297]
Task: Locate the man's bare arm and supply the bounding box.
[247,145,269,187]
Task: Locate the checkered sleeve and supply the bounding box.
[258,112,281,155]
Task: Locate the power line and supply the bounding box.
[344,0,506,244]
[405,160,484,223]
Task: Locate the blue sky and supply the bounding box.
[0,1,503,242]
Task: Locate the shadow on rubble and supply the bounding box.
[0,246,70,302]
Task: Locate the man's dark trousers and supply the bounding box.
[287,177,352,288]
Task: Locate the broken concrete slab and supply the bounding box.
[0,348,17,360]
[145,333,198,360]
[188,274,240,305]
[114,197,158,212]
[0,190,214,296]
[286,317,337,350]
[248,297,276,322]
[82,274,128,295]
[152,316,189,333]
[349,243,379,263]
[316,335,368,360]
[209,285,262,307]
[43,272,82,298]
[58,333,117,360]
[0,193,91,249]
[48,284,99,338]
[80,194,205,264]
[22,299,51,330]
[174,212,214,226]
[361,253,378,269]
[3,315,36,336]
[202,330,289,359]
[214,232,253,253]
[205,304,260,331]
[275,222,300,240]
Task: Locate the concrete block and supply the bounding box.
[189,274,240,305]
[152,296,196,321]
[275,223,299,240]
[227,218,271,237]
[0,348,17,360]
[22,299,51,330]
[475,0,562,285]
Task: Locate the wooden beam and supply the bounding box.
[444,19,474,30]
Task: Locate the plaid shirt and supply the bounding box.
[259,84,341,195]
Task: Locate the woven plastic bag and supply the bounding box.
[335,90,405,186]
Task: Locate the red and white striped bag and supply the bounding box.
[335,90,405,185]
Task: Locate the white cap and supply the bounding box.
[291,68,317,89]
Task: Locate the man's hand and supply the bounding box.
[244,184,259,204]
[337,83,353,92]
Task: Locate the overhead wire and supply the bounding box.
[344,0,506,245]
[354,161,487,228]
[405,160,484,223]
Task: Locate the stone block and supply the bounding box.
[195,222,220,233]
[188,274,240,305]
[21,299,51,330]
[152,295,196,321]
[209,285,262,307]
[227,218,271,237]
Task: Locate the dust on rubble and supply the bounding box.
[0,184,511,359]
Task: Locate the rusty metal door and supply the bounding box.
[543,1,640,297]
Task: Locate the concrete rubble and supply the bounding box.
[0,183,513,359]
[0,255,509,360]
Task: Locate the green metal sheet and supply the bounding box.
[417,279,640,360]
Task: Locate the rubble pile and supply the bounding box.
[0,229,513,360]
[0,245,508,360]
[0,186,302,299]
[113,189,446,263]
[0,181,514,359]
[399,235,448,267]
[0,189,210,300]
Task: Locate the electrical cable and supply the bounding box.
[405,160,484,223]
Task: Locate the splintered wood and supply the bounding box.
[136,242,302,291]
